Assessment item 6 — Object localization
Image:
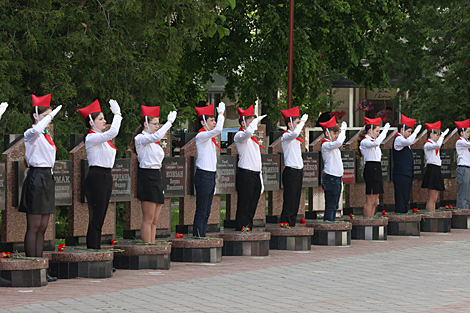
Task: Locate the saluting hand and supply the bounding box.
[341,121,347,131]
[441,128,450,138]
[167,111,177,123]
[50,105,62,119]
[109,99,121,115]
[0,102,9,119]
[301,114,308,123]
[217,102,225,115]
[383,122,390,131]
[413,124,422,135]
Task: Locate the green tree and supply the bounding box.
[0,0,231,158]
[385,0,470,128]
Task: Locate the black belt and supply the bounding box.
[285,166,303,172]
[458,165,470,169]
[238,168,261,175]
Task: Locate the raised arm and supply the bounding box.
[86,114,122,146]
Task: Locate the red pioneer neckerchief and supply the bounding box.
[239,127,265,149]
[425,139,439,155]
[198,128,222,151]
[31,127,57,151]
[87,130,117,150]
[282,130,305,143]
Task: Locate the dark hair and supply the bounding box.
[129,116,158,154]
[284,117,300,129]
[458,128,469,136]
[30,106,51,124]
[427,129,441,138]
[82,111,102,142]
[356,124,378,158]
[198,115,215,128]
[238,115,257,126]
[323,126,339,137]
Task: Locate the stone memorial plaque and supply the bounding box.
[110,159,132,202]
[16,161,29,206]
[162,157,186,197]
[262,154,281,191]
[412,149,425,180]
[215,155,237,194]
[341,150,356,184]
[356,157,365,183]
[381,149,391,182]
[0,163,5,210]
[53,161,72,206]
[439,149,456,179]
[81,159,132,202]
[302,152,320,187]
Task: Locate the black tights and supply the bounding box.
[24,213,50,257]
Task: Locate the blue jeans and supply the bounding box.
[193,169,216,237]
[321,173,342,221]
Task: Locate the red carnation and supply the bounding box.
[445,205,450,210]
[349,213,354,219]
[58,244,66,252]
[450,205,454,208]
[299,217,306,224]
[1,252,11,258]
[174,233,184,239]
[241,227,251,234]
[413,208,418,213]
[382,210,386,216]
[111,239,117,245]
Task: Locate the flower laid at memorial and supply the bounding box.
[111,239,118,245]
[241,226,251,234]
[350,213,354,219]
[299,217,306,224]
[58,244,66,252]
[444,205,454,210]
[412,208,419,213]
[382,210,386,216]
[174,233,184,239]
[279,222,290,228]
[1,252,12,258]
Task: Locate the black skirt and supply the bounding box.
[421,164,445,191]
[137,168,165,204]
[19,167,55,214]
[363,161,384,195]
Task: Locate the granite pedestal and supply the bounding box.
[383,214,422,236]
[109,240,171,270]
[48,249,114,279]
[344,217,388,240]
[419,210,452,232]
[206,231,270,256]
[305,220,352,246]
[170,237,223,263]
[262,224,313,251]
[445,209,470,229]
[0,257,48,287]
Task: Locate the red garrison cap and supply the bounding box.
[400,114,416,128]
[141,105,160,118]
[32,94,51,108]
[425,121,441,131]
[455,119,470,129]
[238,105,254,117]
[78,100,101,120]
[364,117,381,126]
[281,106,300,119]
[319,116,337,130]
[195,103,214,117]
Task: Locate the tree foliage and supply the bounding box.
[385,0,470,128]
[191,0,407,124]
[0,0,230,158]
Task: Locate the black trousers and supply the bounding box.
[280,167,303,226]
[393,174,413,213]
[83,166,113,249]
[235,168,261,231]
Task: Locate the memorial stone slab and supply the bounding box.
[412,149,425,180]
[262,154,281,191]
[0,163,5,211]
[341,150,355,184]
[53,160,72,206]
[381,149,391,181]
[440,149,457,179]
[215,155,236,194]
[162,157,186,197]
[302,152,319,188]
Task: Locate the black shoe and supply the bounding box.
[47,274,57,282]
[113,267,116,273]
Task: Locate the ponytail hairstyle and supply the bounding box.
[129,116,158,154]
[82,112,102,142]
[356,124,375,158]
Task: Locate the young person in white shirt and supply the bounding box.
[279,106,308,226]
[320,117,347,221]
[78,99,122,249]
[455,119,470,210]
[129,105,177,243]
[193,102,225,237]
[422,121,449,211]
[234,105,266,231]
[19,94,60,282]
[358,117,390,217]
[392,114,422,213]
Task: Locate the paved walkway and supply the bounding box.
[2,230,470,312]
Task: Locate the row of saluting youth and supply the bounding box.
[3,94,470,280]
